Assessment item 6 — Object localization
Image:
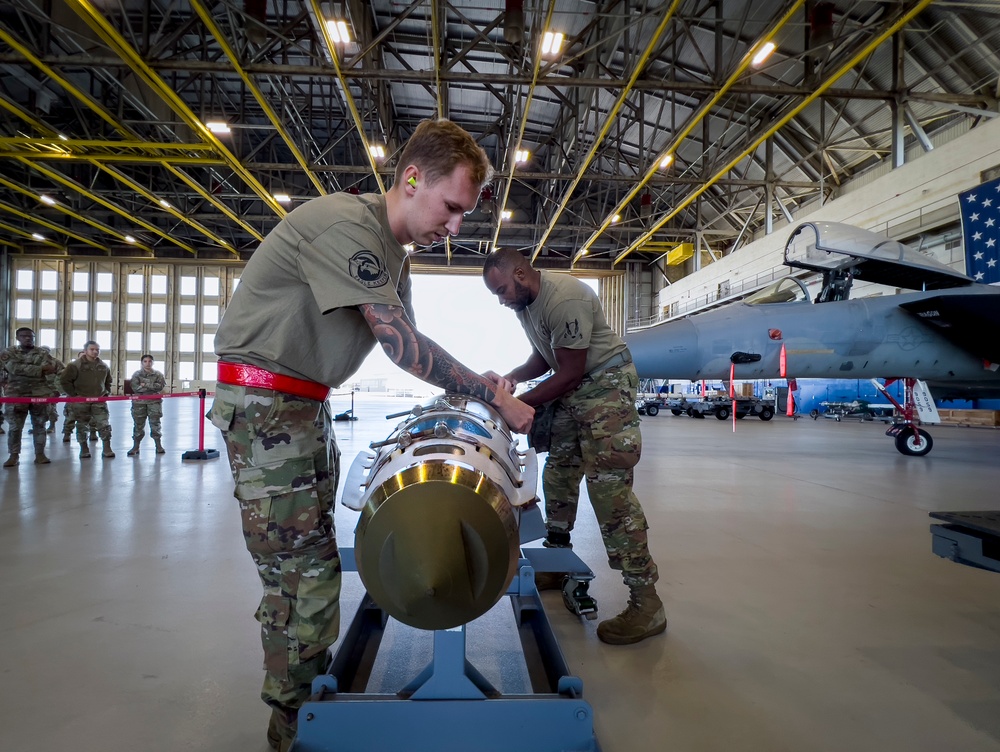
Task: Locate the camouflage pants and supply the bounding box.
[209,382,341,744]
[543,362,658,588]
[4,403,48,455]
[131,399,163,439]
[69,403,111,442]
[64,402,92,435]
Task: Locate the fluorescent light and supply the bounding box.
[368,143,386,159]
[159,199,172,209]
[57,133,68,141]
[515,149,530,163]
[501,210,513,220]
[326,19,351,44]
[541,31,564,56]
[31,232,45,241]
[578,248,589,257]
[273,193,292,204]
[752,41,776,67]
[39,195,56,206]
[660,153,674,169]
[611,214,621,224]
[205,120,231,134]
[125,235,136,243]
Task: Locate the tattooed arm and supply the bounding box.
[361,302,536,432]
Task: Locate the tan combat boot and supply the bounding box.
[34,452,51,465]
[62,431,72,443]
[3,453,18,468]
[596,584,667,645]
[79,442,91,459]
[102,438,116,458]
[127,440,141,457]
[153,437,165,454]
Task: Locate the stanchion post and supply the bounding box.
[182,388,220,461]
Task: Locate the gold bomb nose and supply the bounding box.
[355,464,520,631]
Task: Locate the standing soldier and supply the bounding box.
[483,248,666,645]
[127,354,166,456]
[1,327,64,468]
[60,340,115,459]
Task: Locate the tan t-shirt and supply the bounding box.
[215,193,413,387]
[516,271,625,374]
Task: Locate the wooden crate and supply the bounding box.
[936,409,1000,427]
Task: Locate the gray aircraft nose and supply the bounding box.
[626,317,701,381]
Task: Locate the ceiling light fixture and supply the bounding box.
[369,143,386,160]
[273,193,292,204]
[159,199,172,209]
[515,149,530,163]
[31,232,45,241]
[611,214,621,224]
[125,235,136,243]
[752,41,777,67]
[39,195,56,206]
[501,210,513,221]
[660,154,674,169]
[326,19,351,44]
[540,30,564,56]
[205,120,231,135]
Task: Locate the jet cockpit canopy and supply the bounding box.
[784,222,972,292]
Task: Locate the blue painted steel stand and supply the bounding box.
[290,507,600,752]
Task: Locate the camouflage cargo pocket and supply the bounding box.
[208,385,238,432]
[236,456,325,555]
[585,409,641,470]
[256,593,292,677]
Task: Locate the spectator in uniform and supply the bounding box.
[209,118,534,752]
[62,351,97,443]
[60,340,115,459]
[127,354,166,456]
[1,327,63,468]
[482,248,666,645]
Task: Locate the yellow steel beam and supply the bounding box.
[189,0,326,197]
[64,0,287,216]
[491,0,556,254]
[161,162,266,243]
[575,0,806,266]
[531,1,679,264]
[0,152,228,166]
[0,200,113,253]
[0,28,136,140]
[19,159,199,255]
[0,137,215,153]
[0,217,64,250]
[92,162,238,255]
[613,0,933,266]
[0,174,151,252]
[309,0,386,194]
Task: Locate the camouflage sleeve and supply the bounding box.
[5,356,46,380]
[60,363,78,396]
[153,371,166,393]
[104,368,112,396]
[130,371,142,394]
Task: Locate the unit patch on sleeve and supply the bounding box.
[564,318,581,340]
[349,250,389,288]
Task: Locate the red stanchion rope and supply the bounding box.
[0,392,211,405]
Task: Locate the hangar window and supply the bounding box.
[151,275,167,295]
[16,269,33,289]
[16,299,32,318]
[40,329,56,348]
[127,275,144,294]
[73,272,88,292]
[72,301,88,321]
[40,300,57,320]
[40,270,58,291]
[95,302,113,321]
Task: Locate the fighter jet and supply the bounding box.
[625,221,1000,456]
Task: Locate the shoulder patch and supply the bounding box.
[349,250,389,288]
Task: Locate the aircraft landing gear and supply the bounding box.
[876,377,934,457]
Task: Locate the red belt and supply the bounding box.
[217,362,330,402]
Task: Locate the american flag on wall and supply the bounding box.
[959,176,1000,285]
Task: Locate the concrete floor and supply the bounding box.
[3,395,1000,752]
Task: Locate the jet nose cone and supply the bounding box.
[625,318,701,380]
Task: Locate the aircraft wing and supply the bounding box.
[899,293,1000,364]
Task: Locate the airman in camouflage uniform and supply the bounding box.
[1,327,64,467]
[60,340,115,459]
[484,248,665,645]
[127,354,166,455]
[212,119,535,752]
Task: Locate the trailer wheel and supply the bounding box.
[759,407,774,421]
[645,404,659,417]
[894,427,933,456]
[690,409,705,419]
[671,409,682,416]
[715,406,730,420]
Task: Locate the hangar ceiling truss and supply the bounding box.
[0,0,996,275]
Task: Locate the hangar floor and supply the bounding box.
[3,394,1000,752]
